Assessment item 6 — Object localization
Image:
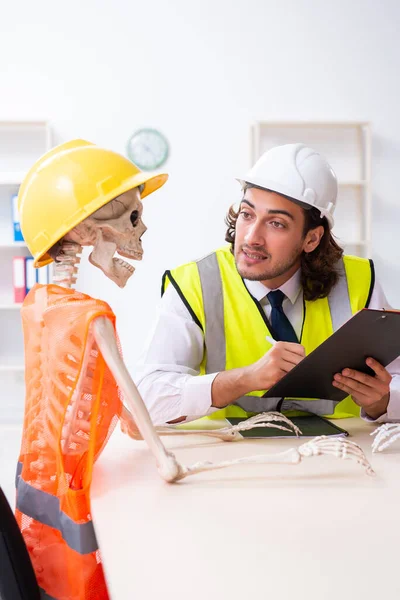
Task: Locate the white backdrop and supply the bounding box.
[1,0,399,369]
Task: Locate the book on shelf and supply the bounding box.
[37,265,50,285]
[11,193,24,243]
[25,257,36,295]
[12,257,26,303]
[12,258,50,303]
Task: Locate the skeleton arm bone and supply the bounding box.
[92,317,183,482]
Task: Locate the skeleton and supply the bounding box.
[55,186,373,481]
[371,423,400,453]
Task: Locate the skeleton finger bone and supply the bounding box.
[371,423,400,452]
[297,436,374,475]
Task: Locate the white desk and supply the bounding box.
[91,419,400,600]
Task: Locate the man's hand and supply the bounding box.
[211,342,305,409]
[247,341,306,391]
[332,357,391,420]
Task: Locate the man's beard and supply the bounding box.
[235,244,302,281]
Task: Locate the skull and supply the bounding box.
[64,187,146,287]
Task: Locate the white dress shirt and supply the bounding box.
[134,268,400,425]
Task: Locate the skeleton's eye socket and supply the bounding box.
[130,210,139,227]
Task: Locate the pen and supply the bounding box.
[266,335,276,345]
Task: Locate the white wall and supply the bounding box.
[1,0,399,367]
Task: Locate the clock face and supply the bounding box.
[127,128,169,171]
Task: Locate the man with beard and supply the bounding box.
[135,143,400,425]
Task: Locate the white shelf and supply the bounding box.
[0,242,28,248]
[0,365,24,372]
[254,121,369,128]
[0,172,26,186]
[0,304,22,310]
[0,120,48,127]
[341,239,369,246]
[338,180,367,187]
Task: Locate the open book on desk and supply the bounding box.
[264,308,400,402]
[226,415,349,438]
[175,413,349,439]
[175,414,349,438]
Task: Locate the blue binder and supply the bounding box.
[25,257,36,295]
[11,194,24,242]
[36,265,49,285]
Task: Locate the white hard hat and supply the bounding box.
[237,143,337,228]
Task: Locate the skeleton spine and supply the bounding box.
[52,241,82,288]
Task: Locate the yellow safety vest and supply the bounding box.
[162,246,374,420]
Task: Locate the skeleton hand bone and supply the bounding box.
[134,410,301,442]
[112,405,301,442]
[371,423,400,453]
[178,435,374,479]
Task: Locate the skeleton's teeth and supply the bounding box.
[114,257,134,271]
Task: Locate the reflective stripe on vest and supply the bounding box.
[198,252,227,374]
[15,462,99,555]
[197,254,352,415]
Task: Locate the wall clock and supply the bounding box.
[127,128,169,171]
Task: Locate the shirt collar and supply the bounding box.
[243,268,302,305]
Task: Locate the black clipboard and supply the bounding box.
[264,309,400,401]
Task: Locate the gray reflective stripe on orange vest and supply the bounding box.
[15,462,99,555]
[197,253,350,415]
[15,459,22,487]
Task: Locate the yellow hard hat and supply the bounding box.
[18,139,168,267]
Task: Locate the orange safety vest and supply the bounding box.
[15,284,122,600]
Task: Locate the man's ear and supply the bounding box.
[303,225,324,254]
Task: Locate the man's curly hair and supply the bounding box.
[225,185,344,301]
